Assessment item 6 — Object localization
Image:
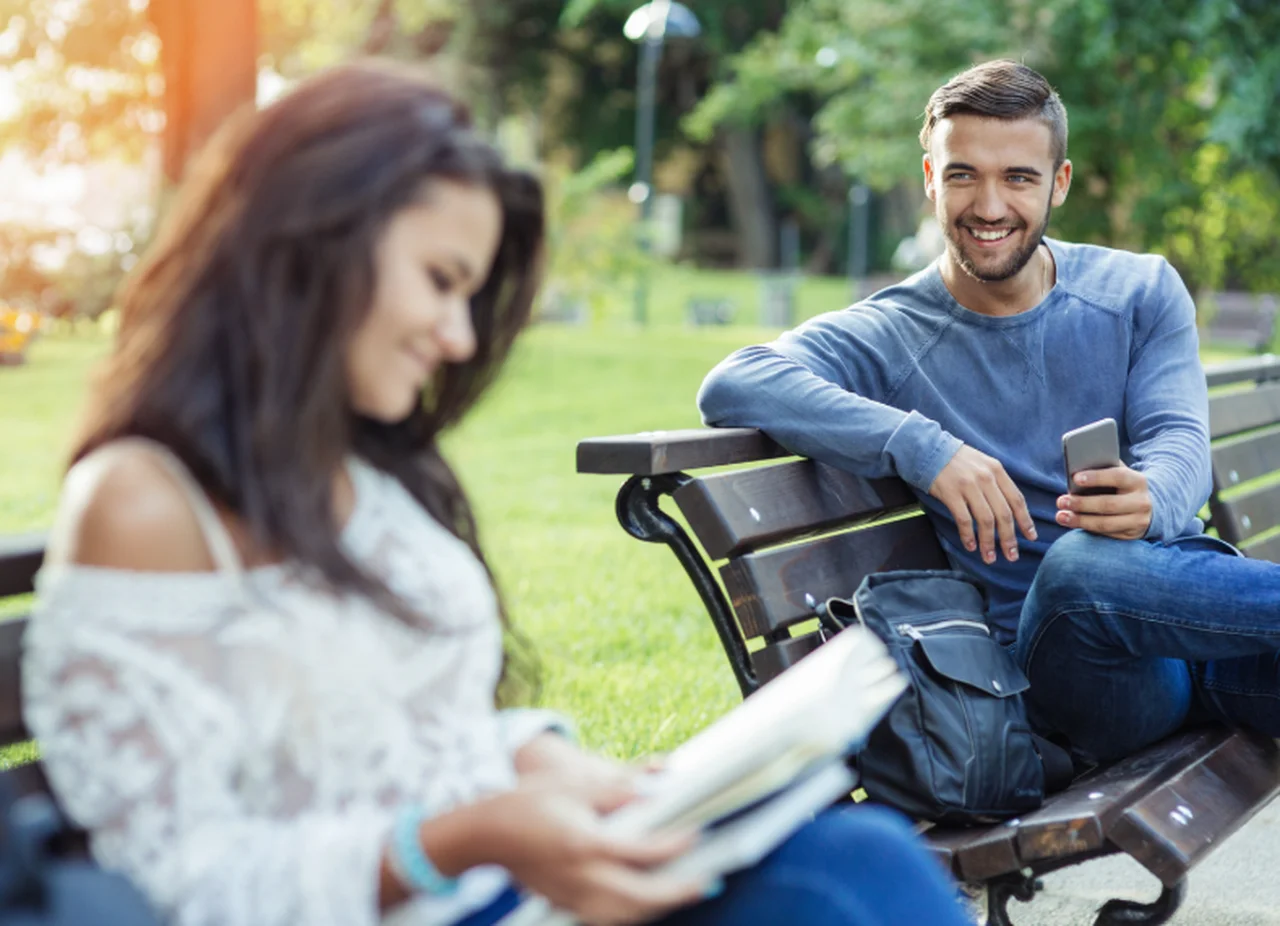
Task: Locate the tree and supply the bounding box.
[464,0,806,269]
[688,0,1280,290]
[149,0,257,181]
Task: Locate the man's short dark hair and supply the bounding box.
[920,60,1068,167]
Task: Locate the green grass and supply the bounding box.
[0,297,1260,761]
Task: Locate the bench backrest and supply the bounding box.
[579,354,1280,693]
[1201,292,1278,353]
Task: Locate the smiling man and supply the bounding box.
[697,60,1280,769]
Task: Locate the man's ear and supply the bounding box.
[1051,159,1072,207]
[923,153,936,202]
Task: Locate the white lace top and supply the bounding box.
[22,451,562,926]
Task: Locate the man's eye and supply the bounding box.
[946,173,972,182]
[427,269,453,292]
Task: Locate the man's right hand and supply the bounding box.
[928,446,1037,563]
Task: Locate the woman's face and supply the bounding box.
[347,179,503,422]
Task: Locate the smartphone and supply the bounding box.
[1062,418,1121,495]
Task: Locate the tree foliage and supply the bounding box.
[688,0,1280,289]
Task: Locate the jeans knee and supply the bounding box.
[1032,529,1117,605]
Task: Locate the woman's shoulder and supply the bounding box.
[48,439,220,575]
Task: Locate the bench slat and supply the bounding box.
[1012,728,1224,865]
[721,517,947,638]
[1107,730,1280,885]
[1204,355,1280,388]
[0,533,44,598]
[0,617,28,745]
[751,632,823,685]
[1240,532,1280,563]
[1208,382,1280,439]
[672,462,918,560]
[1213,483,1280,545]
[928,825,1023,882]
[1211,427,1280,491]
[576,429,785,476]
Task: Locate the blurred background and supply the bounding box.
[0,0,1277,350]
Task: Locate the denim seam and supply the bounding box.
[1026,599,1280,661]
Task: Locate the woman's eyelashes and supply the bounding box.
[427,267,454,293]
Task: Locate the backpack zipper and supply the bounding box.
[898,619,991,641]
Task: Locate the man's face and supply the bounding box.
[923,115,1071,282]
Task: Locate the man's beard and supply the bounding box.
[943,196,1053,283]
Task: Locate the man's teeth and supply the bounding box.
[969,228,1013,241]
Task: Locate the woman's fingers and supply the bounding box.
[574,863,709,926]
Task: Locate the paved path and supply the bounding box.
[1003,798,1280,924]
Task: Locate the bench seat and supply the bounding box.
[577,354,1280,925]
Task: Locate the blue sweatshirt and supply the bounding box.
[697,239,1211,640]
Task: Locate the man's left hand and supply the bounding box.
[1055,465,1152,540]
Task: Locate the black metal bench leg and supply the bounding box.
[986,871,1043,926]
[1094,880,1186,925]
[613,474,758,696]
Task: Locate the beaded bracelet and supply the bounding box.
[389,804,460,897]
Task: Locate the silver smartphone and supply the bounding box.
[1062,418,1120,495]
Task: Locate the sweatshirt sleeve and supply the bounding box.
[696,311,963,492]
[1124,259,1212,540]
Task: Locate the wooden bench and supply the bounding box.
[1200,291,1278,354]
[576,353,1280,925]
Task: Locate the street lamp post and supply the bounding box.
[624,1,700,326]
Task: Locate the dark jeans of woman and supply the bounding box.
[464,805,969,926]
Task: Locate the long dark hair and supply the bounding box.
[74,60,544,702]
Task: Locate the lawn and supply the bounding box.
[0,304,1252,761]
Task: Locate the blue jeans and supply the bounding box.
[1015,529,1280,765]
[461,806,968,926]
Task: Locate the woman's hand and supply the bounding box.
[468,777,708,926]
[514,733,641,793]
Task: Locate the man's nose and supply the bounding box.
[971,182,1009,223]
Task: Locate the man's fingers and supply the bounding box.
[980,482,1019,563]
[942,495,978,553]
[1068,512,1147,539]
[962,488,999,564]
[1073,465,1137,491]
[995,470,1037,544]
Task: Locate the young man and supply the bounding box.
[698,59,1280,767]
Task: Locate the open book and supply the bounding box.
[499,625,907,926]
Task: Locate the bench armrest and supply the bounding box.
[576,428,788,475]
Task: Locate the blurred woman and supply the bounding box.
[20,61,969,926]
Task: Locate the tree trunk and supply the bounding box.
[717,126,777,270]
[149,0,258,183]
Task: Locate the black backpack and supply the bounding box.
[0,774,158,926]
[822,570,1072,824]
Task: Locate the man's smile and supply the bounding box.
[963,225,1017,246]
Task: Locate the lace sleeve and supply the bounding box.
[498,709,578,755]
[22,592,392,926]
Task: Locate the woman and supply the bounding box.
[21,61,969,926]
